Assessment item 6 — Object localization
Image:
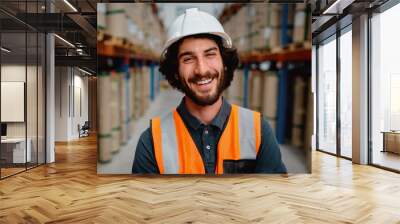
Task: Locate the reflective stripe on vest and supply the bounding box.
[151,104,261,174]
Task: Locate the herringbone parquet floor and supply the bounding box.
[1,135,400,223]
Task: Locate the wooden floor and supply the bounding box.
[373,151,400,171]
[1,163,45,178]
[1,167,26,178]
[1,135,400,223]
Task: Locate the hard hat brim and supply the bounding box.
[161,32,232,60]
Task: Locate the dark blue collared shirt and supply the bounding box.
[132,98,287,174]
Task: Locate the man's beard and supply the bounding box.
[179,69,225,106]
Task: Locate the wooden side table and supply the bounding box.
[381,131,400,154]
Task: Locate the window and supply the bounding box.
[317,36,337,154]
[339,28,352,158]
[371,2,400,171]
[0,1,47,179]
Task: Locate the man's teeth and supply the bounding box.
[196,78,212,85]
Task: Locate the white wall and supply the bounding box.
[1,65,26,81]
[1,65,36,138]
[1,64,46,164]
[74,73,89,121]
[55,66,69,141]
[54,67,89,141]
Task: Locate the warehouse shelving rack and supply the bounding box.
[237,4,311,144]
[240,47,311,144]
[219,3,312,144]
[97,31,161,98]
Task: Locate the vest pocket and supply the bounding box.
[223,159,257,174]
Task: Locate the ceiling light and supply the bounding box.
[63,0,78,12]
[323,0,355,15]
[1,47,11,53]
[54,34,75,48]
[78,67,92,76]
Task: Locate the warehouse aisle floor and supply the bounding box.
[1,134,400,223]
[98,89,308,174]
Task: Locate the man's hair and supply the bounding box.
[159,33,239,92]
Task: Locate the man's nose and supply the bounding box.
[194,57,209,75]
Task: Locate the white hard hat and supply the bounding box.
[161,8,232,58]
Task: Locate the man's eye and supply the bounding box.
[206,53,216,58]
[183,57,193,62]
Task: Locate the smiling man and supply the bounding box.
[132,8,287,174]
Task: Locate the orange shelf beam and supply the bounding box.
[240,48,311,64]
[97,41,159,62]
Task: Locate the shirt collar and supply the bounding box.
[176,97,231,131]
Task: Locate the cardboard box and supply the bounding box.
[126,3,144,23]
[128,70,135,138]
[262,72,279,119]
[295,3,307,11]
[142,67,151,115]
[97,4,106,30]
[292,76,306,126]
[270,4,282,11]
[134,68,143,118]
[270,8,281,27]
[98,72,113,162]
[226,69,243,106]
[106,3,129,39]
[236,35,249,52]
[249,70,263,112]
[293,11,306,43]
[119,74,128,145]
[262,27,280,49]
[110,72,121,153]
[291,127,303,147]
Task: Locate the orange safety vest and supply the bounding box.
[151,104,261,174]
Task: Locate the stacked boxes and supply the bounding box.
[220,3,312,147]
[134,66,143,119]
[120,72,129,146]
[129,67,136,134]
[97,64,159,163]
[293,4,310,44]
[225,69,281,134]
[98,72,112,163]
[224,6,248,52]
[141,66,151,115]
[248,4,281,50]
[291,76,307,147]
[97,3,167,163]
[225,69,244,106]
[249,70,263,112]
[222,3,310,52]
[103,3,165,53]
[223,4,282,52]
[105,3,129,40]
[125,3,165,54]
[261,71,279,133]
[97,3,107,30]
[110,71,121,154]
